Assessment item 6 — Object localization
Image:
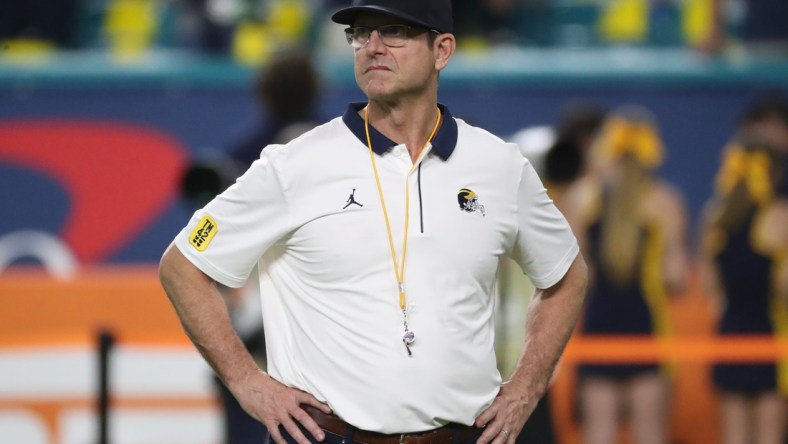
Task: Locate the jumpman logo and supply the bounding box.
[343,188,363,209]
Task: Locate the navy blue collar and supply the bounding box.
[342,102,458,161]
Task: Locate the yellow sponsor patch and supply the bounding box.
[189,215,218,251]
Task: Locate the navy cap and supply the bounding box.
[331,0,453,34]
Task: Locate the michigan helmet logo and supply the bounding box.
[457,188,485,216]
[189,215,218,251]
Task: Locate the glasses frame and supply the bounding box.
[344,24,439,49]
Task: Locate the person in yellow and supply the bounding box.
[700,131,788,444]
[563,106,689,444]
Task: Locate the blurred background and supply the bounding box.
[1,0,787,443]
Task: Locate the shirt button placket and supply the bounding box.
[392,145,413,173]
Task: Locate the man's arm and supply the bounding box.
[475,253,587,444]
[158,243,330,444]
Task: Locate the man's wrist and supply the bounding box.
[222,359,266,392]
[507,368,550,401]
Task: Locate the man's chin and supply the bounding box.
[362,84,396,101]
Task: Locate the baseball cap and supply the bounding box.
[331,0,454,34]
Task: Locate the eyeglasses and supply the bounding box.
[344,24,437,49]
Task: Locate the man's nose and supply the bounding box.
[365,30,386,52]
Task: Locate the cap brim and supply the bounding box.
[331,6,435,30]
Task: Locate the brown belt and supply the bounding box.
[303,405,481,444]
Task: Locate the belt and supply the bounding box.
[303,405,481,444]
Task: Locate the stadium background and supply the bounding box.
[2,0,788,443]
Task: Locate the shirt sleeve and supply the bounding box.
[510,158,580,289]
[173,149,291,287]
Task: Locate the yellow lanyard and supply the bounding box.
[364,106,441,354]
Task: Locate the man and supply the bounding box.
[158,1,587,444]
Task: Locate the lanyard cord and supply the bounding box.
[364,106,442,310]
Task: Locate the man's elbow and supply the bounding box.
[570,253,589,304]
[158,243,184,296]
[159,244,173,278]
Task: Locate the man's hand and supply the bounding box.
[158,246,332,444]
[231,370,332,444]
[474,254,587,444]
[474,379,536,444]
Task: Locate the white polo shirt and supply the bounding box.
[174,103,579,433]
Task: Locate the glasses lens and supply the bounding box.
[344,25,418,48]
[378,25,409,47]
[345,27,370,48]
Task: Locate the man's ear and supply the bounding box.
[434,34,456,72]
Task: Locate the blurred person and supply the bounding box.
[700,123,788,444]
[228,49,323,166]
[183,49,323,204]
[517,104,605,444]
[540,104,607,214]
[159,2,588,444]
[735,93,788,196]
[180,50,322,444]
[531,104,604,444]
[509,103,606,198]
[506,104,605,444]
[563,106,689,444]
